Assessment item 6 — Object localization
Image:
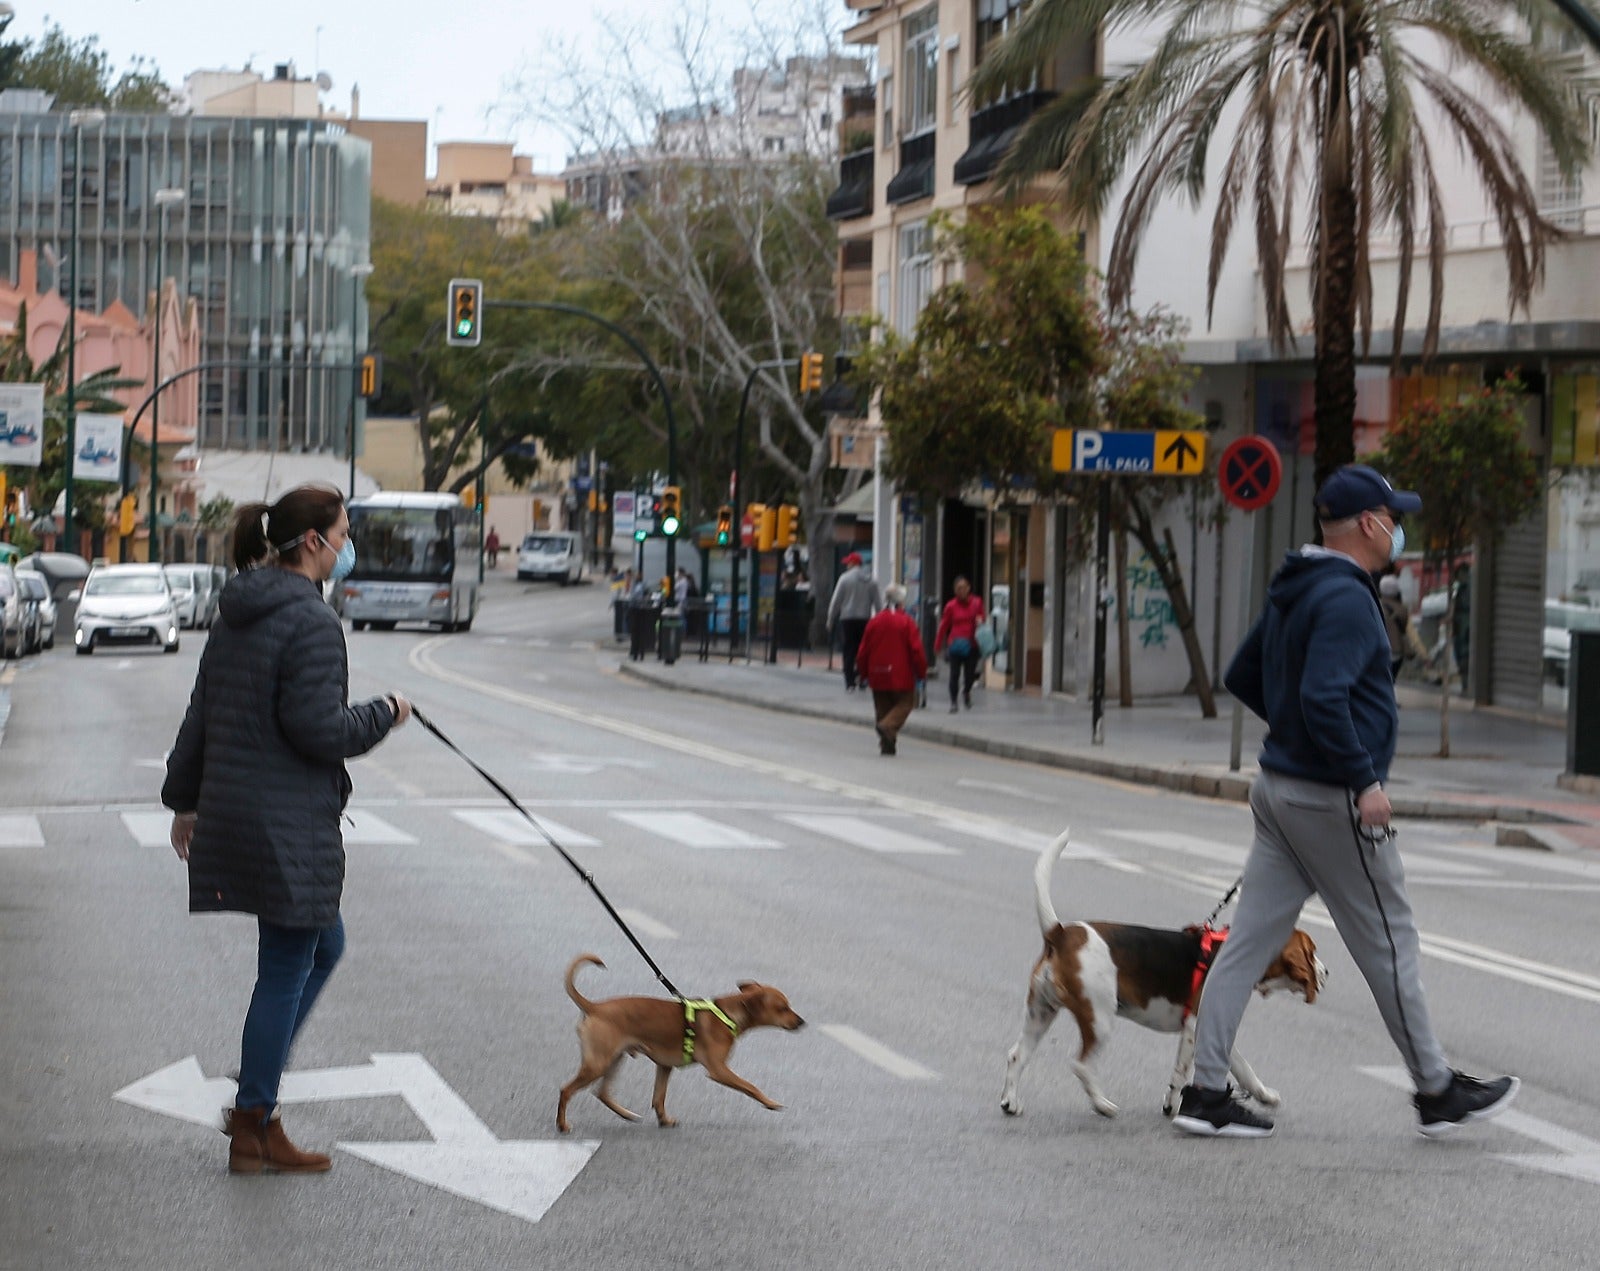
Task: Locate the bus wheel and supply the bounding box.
[372,621,397,631]
[352,620,367,631]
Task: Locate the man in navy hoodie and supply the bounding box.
[1173,464,1519,1140]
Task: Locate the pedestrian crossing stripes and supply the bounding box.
[775,813,957,856]
[0,806,1558,890]
[610,810,781,850]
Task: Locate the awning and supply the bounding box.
[826,178,872,220]
[886,157,934,205]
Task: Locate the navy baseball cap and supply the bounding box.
[1314,464,1422,521]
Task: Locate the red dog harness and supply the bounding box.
[1184,924,1230,1021]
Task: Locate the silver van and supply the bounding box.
[517,531,584,586]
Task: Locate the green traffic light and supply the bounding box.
[634,528,647,542]
[661,515,680,536]
[456,320,474,337]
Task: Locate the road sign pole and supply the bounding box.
[1092,481,1111,746]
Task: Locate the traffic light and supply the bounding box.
[461,482,476,510]
[1,474,13,530]
[715,504,733,546]
[446,278,483,348]
[799,351,824,394]
[119,494,136,536]
[359,353,383,399]
[775,504,799,547]
[755,503,777,552]
[659,486,682,537]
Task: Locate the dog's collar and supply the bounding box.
[1184,924,1229,1022]
[682,999,739,1066]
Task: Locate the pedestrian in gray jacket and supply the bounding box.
[826,552,881,691]
[163,484,412,1175]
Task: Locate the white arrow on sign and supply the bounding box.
[114,1053,599,1224]
[1362,1066,1600,1186]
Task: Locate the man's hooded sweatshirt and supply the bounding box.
[1224,549,1397,794]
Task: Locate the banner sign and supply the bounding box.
[0,383,46,467]
[73,414,126,483]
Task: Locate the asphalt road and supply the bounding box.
[3,568,1599,1270]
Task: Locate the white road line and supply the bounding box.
[955,778,1057,804]
[610,810,782,850]
[120,811,172,848]
[1104,828,1493,877]
[776,813,958,856]
[451,809,600,848]
[480,839,539,868]
[0,814,45,848]
[819,1025,938,1081]
[341,812,417,845]
[616,909,679,940]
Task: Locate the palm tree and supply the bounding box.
[974,1,1594,484]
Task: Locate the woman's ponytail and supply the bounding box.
[232,501,272,570]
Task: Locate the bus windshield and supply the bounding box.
[348,506,457,582]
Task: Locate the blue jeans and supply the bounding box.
[236,916,345,1112]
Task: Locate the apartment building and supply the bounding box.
[830,0,1092,694]
[427,142,564,228]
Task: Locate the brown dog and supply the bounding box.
[557,954,805,1133]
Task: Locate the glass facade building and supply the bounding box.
[0,111,372,453]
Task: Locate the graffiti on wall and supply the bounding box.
[1125,550,1175,650]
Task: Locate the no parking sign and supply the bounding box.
[1219,436,1283,511]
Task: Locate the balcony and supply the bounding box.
[953,90,1056,187]
[885,131,935,206]
[826,147,874,221]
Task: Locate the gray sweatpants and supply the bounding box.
[1192,768,1452,1097]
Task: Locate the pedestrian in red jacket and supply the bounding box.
[934,576,986,713]
[855,583,927,755]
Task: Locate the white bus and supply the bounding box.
[340,492,480,632]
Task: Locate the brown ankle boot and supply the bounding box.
[223,1106,332,1174]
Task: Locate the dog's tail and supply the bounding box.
[1033,830,1071,936]
[565,954,605,1015]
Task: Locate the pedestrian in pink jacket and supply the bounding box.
[855,583,928,755]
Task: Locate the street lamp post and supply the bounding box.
[347,263,375,498]
[62,108,105,556]
[148,187,186,563]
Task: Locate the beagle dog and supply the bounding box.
[1000,830,1326,1120]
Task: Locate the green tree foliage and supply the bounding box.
[975,0,1593,486]
[859,208,1104,497]
[1375,377,1541,753]
[7,22,175,111]
[861,207,1217,710]
[0,302,144,534]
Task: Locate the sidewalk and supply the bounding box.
[617,642,1600,843]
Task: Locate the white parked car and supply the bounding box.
[15,568,55,651]
[517,531,585,585]
[73,564,180,655]
[163,564,201,628]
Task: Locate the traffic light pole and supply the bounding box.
[484,300,679,584]
[732,359,793,657]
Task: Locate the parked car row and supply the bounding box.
[163,562,225,629]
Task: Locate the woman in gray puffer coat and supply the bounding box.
[163,484,411,1175]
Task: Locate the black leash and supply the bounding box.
[410,705,685,1000]
[1203,875,1244,928]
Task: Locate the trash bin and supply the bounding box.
[773,588,811,651]
[1568,630,1600,776]
[659,606,684,665]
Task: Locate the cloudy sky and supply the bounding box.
[14,0,813,173]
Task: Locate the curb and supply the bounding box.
[0,663,14,750]
[616,661,1581,826]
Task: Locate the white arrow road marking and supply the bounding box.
[0,814,44,848]
[819,1026,938,1081]
[611,810,781,850]
[776,812,957,856]
[1361,1066,1600,1186]
[115,1053,599,1225]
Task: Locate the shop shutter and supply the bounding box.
[1488,513,1544,708]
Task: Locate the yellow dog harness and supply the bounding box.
[681,999,739,1066]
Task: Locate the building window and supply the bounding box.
[975,0,1034,105]
[903,6,940,138]
[882,73,894,148]
[897,220,933,336]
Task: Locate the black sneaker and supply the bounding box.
[1172,1085,1275,1138]
[1414,1071,1520,1138]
